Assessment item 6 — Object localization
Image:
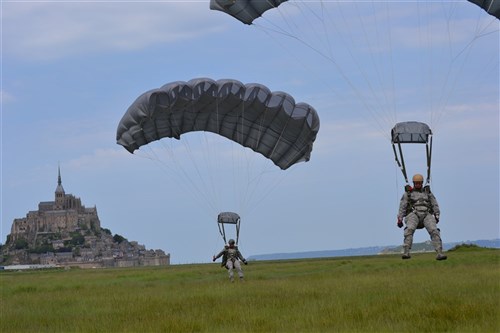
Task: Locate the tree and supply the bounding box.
[113,234,127,244]
[14,238,29,250]
[69,233,85,246]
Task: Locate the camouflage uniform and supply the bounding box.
[398,188,446,259]
[214,245,247,281]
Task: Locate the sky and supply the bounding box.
[2,1,499,264]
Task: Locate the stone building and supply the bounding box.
[1,168,170,268]
[9,167,100,244]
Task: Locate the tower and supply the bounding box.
[54,165,65,210]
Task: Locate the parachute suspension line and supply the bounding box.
[331,0,396,131]
[393,159,402,215]
[426,135,433,186]
[243,166,293,217]
[253,101,268,152]
[267,101,293,166]
[132,122,218,218]
[217,221,227,245]
[430,3,447,130]
[236,102,280,216]
[425,1,452,133]
[235,101,249,214]
[238,106,286,216]
[199,122,223,215]
[217,215,241,246]
[230,98,253,215]
[382,1,398,127]
[338,0,397,127]
[256,5,391,141]
[161,110,222,217]
[175,120,220,214]
[348,0,398,129]
[417,1,432,129]
[392,141,409,185]
[432,13,498,131]
[301,0,394,130]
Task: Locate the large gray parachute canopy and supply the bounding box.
[468,0,500,19]
[391,121,432,144]
[209,0,288,25]
[116,78,320,170]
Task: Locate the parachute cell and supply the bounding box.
[467,0,500,19]
[391,121,432,144]
[116,78,320,170]
[209,0,288,25]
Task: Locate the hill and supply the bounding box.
[248,238,500,261]
[1,168,169,268]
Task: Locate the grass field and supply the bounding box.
[1,248,499,332]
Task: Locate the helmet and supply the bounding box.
[228,239,235,245]
[412,174,424,182]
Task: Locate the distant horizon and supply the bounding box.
[248,238,500,261]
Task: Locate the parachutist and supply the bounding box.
[397,174,447,261]
[213,239,248,282]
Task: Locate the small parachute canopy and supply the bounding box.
[116,78,320,170]
[467,0,500,19]
[217,212,241,245]
[218,212,241,224]
[391,122,433,187]
[209,0,288,25]
[391,121,432,144]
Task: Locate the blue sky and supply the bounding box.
[2,1,498,264]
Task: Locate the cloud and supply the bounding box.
[3,2,223,61]
[66,147,130,170]
[1,90,15,104]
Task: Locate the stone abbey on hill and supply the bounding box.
[1,168,169,268]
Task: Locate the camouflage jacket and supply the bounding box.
[214,246,246,267]
[398,188,440,219]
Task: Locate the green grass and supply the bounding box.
[1,249,499,332]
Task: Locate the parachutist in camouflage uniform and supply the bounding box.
[213,239,247,282]
[397,174,447,261]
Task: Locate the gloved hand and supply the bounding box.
[434,214,440,223]
[397,217,404,228]
[212,256,216,262]
[243,260,248,265]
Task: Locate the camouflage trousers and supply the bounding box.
[226,259,244,280]
[404,212,443,254]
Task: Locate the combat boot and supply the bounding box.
[436,253,447,261]
[402,246,411,259]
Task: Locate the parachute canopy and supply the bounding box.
[217,212,241,245]
[391,121,432,144]
[116,78,320,170]
[218,212,241,224]
[468,0,500,19]
[209,0,288,25]
[391,121,433,186]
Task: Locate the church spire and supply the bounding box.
[58,165,62,187]
[55,164,65,206]
[56,164,64,192]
